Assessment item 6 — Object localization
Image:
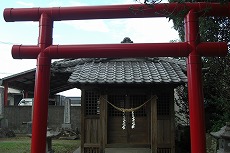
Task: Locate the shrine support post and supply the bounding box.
[185,10,206,153]
[31,13,53,153]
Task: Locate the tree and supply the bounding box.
[168,0,230,132]
[175,84,190,126]
[134,0,230,132]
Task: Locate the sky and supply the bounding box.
[0,0,179,96]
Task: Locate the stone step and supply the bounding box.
[105,148,151,153]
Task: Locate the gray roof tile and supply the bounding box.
[68,58,187,84]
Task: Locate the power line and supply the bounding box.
[0,72,13,75]
[0,40,19,45]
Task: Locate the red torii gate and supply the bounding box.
[3,2,229,153]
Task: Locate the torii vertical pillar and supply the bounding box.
[31,13,53,153]
[186,10,206,153]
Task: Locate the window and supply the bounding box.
[157,94,170,116]
[85,91,100,116]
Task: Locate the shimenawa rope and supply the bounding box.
[100,96,156,113]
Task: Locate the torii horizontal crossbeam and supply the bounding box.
[12,42,227,59]
[3,2,230,22]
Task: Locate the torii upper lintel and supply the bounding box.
[4,2,230,21]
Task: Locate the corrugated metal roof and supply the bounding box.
[68,58,187,84]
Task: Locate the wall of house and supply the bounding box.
[4,106,81,133]
[0,86,4,119]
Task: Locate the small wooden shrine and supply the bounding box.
[60,40,187,153]
[49,38,187,153]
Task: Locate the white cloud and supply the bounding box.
[63,20,109,33]
[127,18,178,42]
[53,34,61,40]
[0,44,36,78]
[110,0,137,5]
[68,1,87,6]
[16,1,34,7]
[48,0,63,7]
[48,0,86,7]
[108,18,178,43]
[131,0,169,4]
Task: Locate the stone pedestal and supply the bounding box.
[0,86,4,120]
[211,122,230,153]
[62,99,71,129]
[28,128,60,153]
[62,123,71,129]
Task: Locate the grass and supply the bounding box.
[0,134,80,153]
[0,133,217,153]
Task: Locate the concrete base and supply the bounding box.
[73,147,80,153]
[62,123,71,129]
[73,147,151,153]
[26,121,32,134]
[105,148,151,153]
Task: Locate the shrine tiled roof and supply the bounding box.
[61,58,187,84]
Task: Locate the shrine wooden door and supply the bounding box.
[107,94,150,146]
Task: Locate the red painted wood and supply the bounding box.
[12,45,40,59]
[185,10,206,153]
[197,42,228,56]
[31,13,52,153]
[11,42,227,59]
[4,3,230,22]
